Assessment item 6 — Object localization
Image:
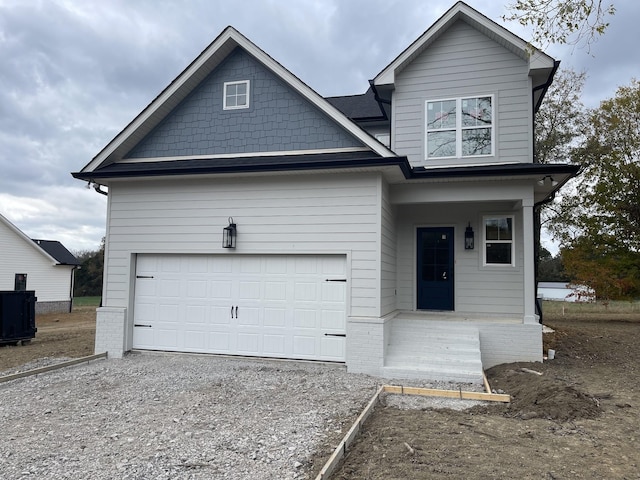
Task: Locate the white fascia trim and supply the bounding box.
[84,28,396,173]
[118,147,371,164]
[374,2,554,86]
[0,213,59,264]
[419,161,521,170]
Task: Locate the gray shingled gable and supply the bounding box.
[126,48,365,159]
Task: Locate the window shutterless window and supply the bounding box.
[426,96,493,159]
[223,80,250,110]
[483,216,514,266]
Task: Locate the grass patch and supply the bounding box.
[542,299,640,316]
[73,296,101,307]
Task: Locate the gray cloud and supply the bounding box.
[0,0,635,253]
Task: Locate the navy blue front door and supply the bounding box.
[417,227,454,310]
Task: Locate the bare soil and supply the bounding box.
[2,309,639,479]
[0,306,95,372]
[332,313,640,479]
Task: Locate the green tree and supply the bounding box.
[538,247,570,282]
[504,0,615,51]
[535,68,587,165]
[73,238,105,297]
[548,79,640,299]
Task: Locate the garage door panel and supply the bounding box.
[237,307,260,326]
[263,335,285,355]
[187,280,207,298]
[293,335,316,356]
[264,282,287,300]
[211,281,232,299]
[292,309,316,329]
[133,254,346,362]
[184,330,206,350]
[264,308,286,327]
[321,337,345,361]
[237,333,260,353]
[185,305,207,323]
[294,282,318,301]
[211,306,232,324]
[159,279,181,297]
[321,310,345,330]
[209,332,231,351]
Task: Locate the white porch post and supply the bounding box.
[522,198,537,324]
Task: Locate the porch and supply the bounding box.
[380,311,536,385]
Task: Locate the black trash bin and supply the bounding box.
[0,291,37,345]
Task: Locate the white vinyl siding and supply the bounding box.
[101,173,384,320]
[392,20,532,168]
[0,221,73,302]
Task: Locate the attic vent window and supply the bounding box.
[224,80,250,110]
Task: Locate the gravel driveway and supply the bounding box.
[0,353,382,479]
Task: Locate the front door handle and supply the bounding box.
[442,271,447,280]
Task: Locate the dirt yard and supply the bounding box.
[332,313,640,479]
[0,306,96,372]
[2,308,639,479]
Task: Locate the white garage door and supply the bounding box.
[132,254,347,362]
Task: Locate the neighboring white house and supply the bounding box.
[73,2,578,382]
[0,213,79,314]
[538,282,595,302]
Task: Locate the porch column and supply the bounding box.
[522,198,537,324]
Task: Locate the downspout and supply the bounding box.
[533,192,558,324]
[531,60,561,321]
[69,265,79,313]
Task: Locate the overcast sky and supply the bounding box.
[0,0,637,253]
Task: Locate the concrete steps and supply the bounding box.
[381,320,484,384]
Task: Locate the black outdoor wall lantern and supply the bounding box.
[465,223,474,250]
[223,217,237,249]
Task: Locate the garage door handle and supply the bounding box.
[231,306,238,318]
[324,333,346,337]
[235,306,238,318]
[326,279,347,282]
[136,275,154,279]
[134,324,152,328]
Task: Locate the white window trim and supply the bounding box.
[425,95,494,160]
[482,214,515,267]
[223,80,250,110]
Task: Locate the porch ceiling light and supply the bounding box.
[465,223,474,250]
[223,217,237,249]
[537,176,558,187]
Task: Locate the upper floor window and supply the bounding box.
[483,215,514,266]
[426,96,493,159]
[223,80,250,110]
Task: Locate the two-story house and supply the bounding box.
[73,2,578,383]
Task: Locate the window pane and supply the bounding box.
[236,83,247,95]
[462,97,492,127]
[226,95,237,107]
[427,100,456,129]
[485,218,512,240]
[462,128,492,155]
[427,131,456,158]
[486,243,512,264]
[236,94,247,106]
